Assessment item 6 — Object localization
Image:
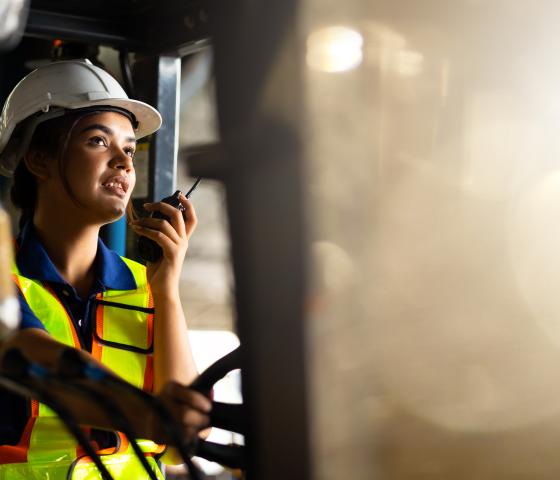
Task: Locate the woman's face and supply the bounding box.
[55,111,137,224]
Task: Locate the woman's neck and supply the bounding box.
[32,210,100,299]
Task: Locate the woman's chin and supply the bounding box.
[84,195,129,224]
[102,196,128,217]
[95,204,126,224]
[109,205,126,220]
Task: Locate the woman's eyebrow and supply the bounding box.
[79,124,136,144]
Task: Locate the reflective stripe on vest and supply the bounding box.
[0,257,163,479]
[92,258,154,391]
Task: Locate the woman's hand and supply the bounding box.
[130,193,197,298]
[152,381,212,443]
[132,192,200,392]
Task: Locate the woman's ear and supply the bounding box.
[23,149,52,181]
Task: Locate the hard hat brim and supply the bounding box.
[0,99,162,177]
[67,98,162,139]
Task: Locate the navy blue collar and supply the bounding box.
[16,221,137,293]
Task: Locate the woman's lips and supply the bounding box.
[101,176,129,199]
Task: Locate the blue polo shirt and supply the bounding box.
[0,221,137,446]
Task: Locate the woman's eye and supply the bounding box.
[125,148,136,158]
[90,136,107,147]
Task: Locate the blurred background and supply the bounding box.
[304,1,560,478]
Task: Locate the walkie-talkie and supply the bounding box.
[137,178,201,263]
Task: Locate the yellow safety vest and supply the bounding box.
[0,257,165,480]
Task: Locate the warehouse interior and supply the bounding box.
[5,1,560,480]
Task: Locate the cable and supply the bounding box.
[0,349,115,480]
[188,346,246,469]
[189,347,241,395]
[189,347,247,433]
[57,348,204,480]
[206,401,246,435]
[52,376,160,480]
[193,440,245,470]
[58,346,248,473]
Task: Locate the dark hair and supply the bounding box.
[11,110,137,229]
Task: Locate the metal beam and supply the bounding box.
[25,9,143,49]
[133,56,181,201]
[24,2,211,54]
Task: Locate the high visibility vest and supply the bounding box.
[0,257,165,480]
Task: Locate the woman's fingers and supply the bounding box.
[179,195,198,237]
[132,216,181,244]
[131,223,176,254]
[141,195,197,239]
[163,381,212,412]
[170,406,210,432]
[158,382,212,441]
[132,194,197,267]
[143,201,187,237]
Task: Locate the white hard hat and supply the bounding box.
[0,59,162,176]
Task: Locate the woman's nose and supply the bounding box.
[111,149,134,172]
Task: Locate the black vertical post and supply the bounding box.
[209,1,310,479]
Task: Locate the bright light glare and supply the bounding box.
[306,26,364,73]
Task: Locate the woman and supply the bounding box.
[0,60,210,478]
